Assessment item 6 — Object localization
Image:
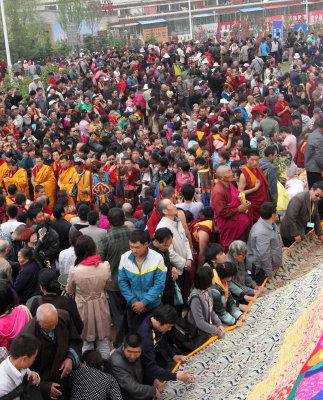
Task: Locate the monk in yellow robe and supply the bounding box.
[2,160,29,198]
[70,161,91,203]
[31,156,57,208]
[0,159,8,183]
[58,156,77,205]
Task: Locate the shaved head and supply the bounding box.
[216,165,231,178]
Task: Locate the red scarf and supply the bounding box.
[79,255,101,267]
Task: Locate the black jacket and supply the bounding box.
[14,260,41,304]
[50,218,71,252]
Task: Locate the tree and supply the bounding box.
[57,0,86,45]
[0,0,49,61]
[85,0,103,37]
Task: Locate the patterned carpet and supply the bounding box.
[162,232,323,400]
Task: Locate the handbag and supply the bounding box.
[173,282,183,306]
[71,182,78,197]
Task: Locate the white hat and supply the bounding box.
[163,53,170,58]
[195,40,200,44]
[194,85,201,91]
[33,75,40,80]
[213,62,220,67]
[139,47,145,53]
[193,57,200,62]
[220,98,229,104]
[294,53,300,59]
[202,59,209,64]
[49,100,57,106]
[143,84,148,90]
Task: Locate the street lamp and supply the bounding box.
[0,0,13,83]
[188,0,193,40]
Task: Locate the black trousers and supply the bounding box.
[306,171,322,189]
[107,290,127,348]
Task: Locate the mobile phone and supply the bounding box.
[40,227,47,236]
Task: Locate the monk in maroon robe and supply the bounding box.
[211,165,251,251]
[238,149,269,224]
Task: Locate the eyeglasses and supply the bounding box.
[108,158,115,162]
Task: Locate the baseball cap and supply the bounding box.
[194,85,201,91]
[234,107,241,113]
[313,108,322,115]
[33,75,40,80]
[11,105,18,110]
[173,140,182,147]
[49,100,57,106]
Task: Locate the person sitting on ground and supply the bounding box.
[210,262,245,327]
[0,333,41,398]
[137,304,195,384]
[280,181,323,247]
[227,240,264,311]
[20,303,82,400]
[246,202,282,285]
[29,268,83,335]
[109,333,164,400]
[188,266,225,343]
[69,350,123,400]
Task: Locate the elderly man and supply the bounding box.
[0,239,12,282]
[211,165,251,251]
[155,198,193,291]
[28,75,44,94]
[280,181,323,247]
[246,202,282,285]
[20,303,82,400]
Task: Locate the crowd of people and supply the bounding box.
[0,28,322,400]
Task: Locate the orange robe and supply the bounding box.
[59,166,76,205]
[0,160,9,183]
[32,164,57,207]
[3,168,29,198]
[72,170,91,202]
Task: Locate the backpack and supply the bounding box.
[169,295,210,355]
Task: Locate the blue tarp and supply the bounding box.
[240,7,264,12]
[138,19,167,25]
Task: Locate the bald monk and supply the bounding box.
[211,165,251,251]
[31,156,57,208]
[2,160,29,198]
[58,156,76,205]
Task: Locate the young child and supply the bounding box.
[195,157,212,206]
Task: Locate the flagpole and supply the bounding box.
[188,0,193,40]
[0,0,13,84]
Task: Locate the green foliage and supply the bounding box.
[57,0,85,33]
[0,0,51,61]
[4,64,59,103]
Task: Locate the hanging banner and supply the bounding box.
[143,26,168,42]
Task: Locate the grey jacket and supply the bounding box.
[188,288,222,337]
[280,191,322,240]
[304,128,323,173]
[246,218,282,277]
[259,157,278,205]
[109,347,156,400]
[260,117,279,137]
[80,225,107,243]
[226,253,255,297]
